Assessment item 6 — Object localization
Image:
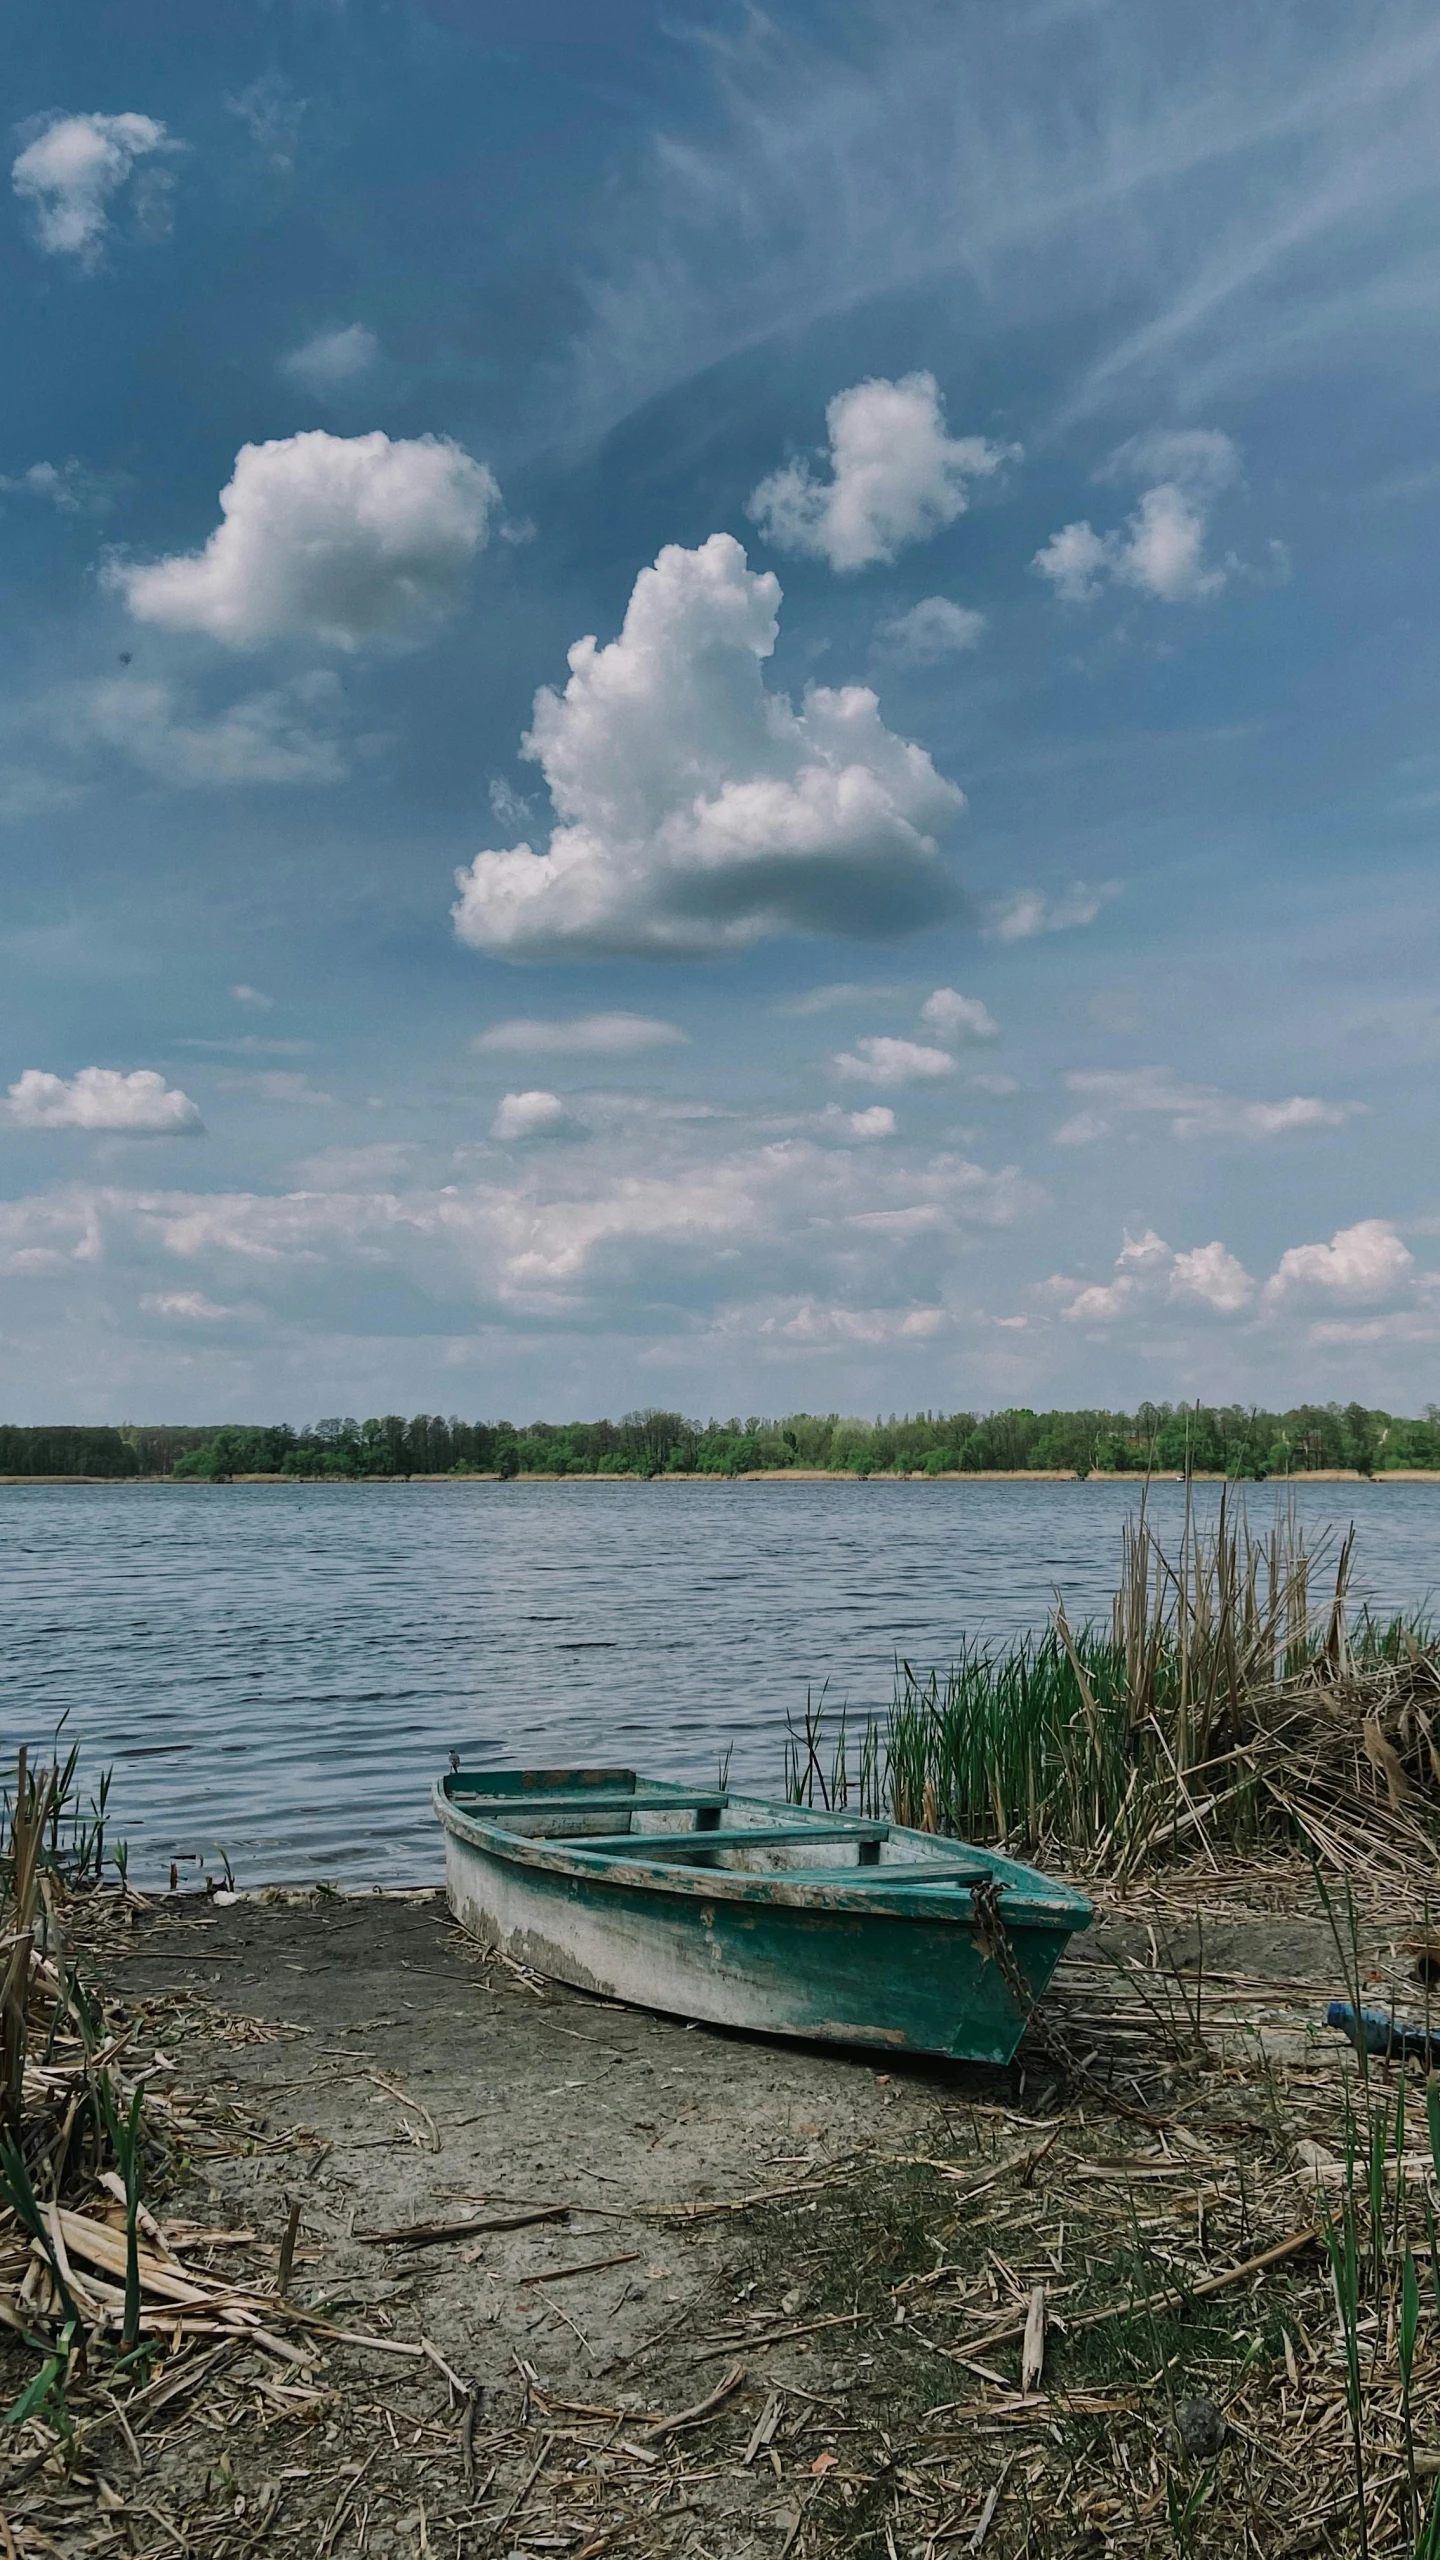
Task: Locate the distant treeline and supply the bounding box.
[2,1402,1440,1481]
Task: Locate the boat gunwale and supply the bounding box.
[434,1778,1091,1932]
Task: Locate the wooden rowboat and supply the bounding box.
[435,1766,1091,2062]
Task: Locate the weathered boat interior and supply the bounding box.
[444,1768,996,1891]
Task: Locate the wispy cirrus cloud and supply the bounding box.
[474,1013,686,1056]
[1054,1066,1356,1146]
[567,5,1440,438]
[982,883,1119,942]
[774,981,908,1017]
[74,671,349,788]
[228,72,307,173]
[140,1289,233,1321]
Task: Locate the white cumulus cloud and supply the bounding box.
[1264,1219,1414,1304]
[1046,1215,1427,1336]
[111,431,499,649]
[1034,492,1220,603]
[474,1013,686,1057]
[452,533,962,959]
[920,987,998,1042]
[1053,1227,1256,1324]
[833,1037,956,1088]
[846,1106,897,1139]
[877,596,985,659]
[1169,1239,1256,1314]
[1033,427,1242,606]
[12,112,180,265]
[748,374,1015,572]
[7,1067,203,1134]
[490,1090,585,1143]
[280,324,380,396]
[1119,485,1225,603]
[1032,520,1112,605]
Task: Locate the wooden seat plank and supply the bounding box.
[768,1861,991,1887]
[516,1822,890,1859]
[451,1790,730,1819]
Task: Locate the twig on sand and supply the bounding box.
[536,2287,593,2354]
[421,2334,472,2398]
[353,2203,569,2245]
[742,2392,785,2465]
[528,2249,640,2285]
[640,2363,747,2438]
[363,2069,440,2151]
[490,2432,554,2539]
[316,2446,380,2554]
[692,2309,863,2362]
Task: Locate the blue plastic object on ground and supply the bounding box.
[1327,2000,1440,2067]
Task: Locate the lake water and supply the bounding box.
[5,1477,1438,1887]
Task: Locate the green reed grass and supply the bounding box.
[787,1493,1440,1871]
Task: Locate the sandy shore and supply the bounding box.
[2,1877,1408,2556]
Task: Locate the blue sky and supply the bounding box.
[4,0,1440,1424]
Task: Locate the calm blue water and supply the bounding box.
[3,1478,1437,1887]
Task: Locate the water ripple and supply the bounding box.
[1,1478,1433,1886]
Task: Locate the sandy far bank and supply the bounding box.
[0,1466,1435,1487]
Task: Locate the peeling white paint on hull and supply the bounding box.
[439,1824,1080,2063]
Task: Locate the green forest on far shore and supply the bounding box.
[2,1400,1439,1481]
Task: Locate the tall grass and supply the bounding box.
[1,1742,147,2427]
[789,1493,1440,1875]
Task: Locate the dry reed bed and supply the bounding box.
[4,1891,1440,2557]
[791,1500,1440,1914]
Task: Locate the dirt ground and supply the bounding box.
[2,1874,1428,2557]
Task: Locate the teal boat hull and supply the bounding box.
[435,1768,1090,2064]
